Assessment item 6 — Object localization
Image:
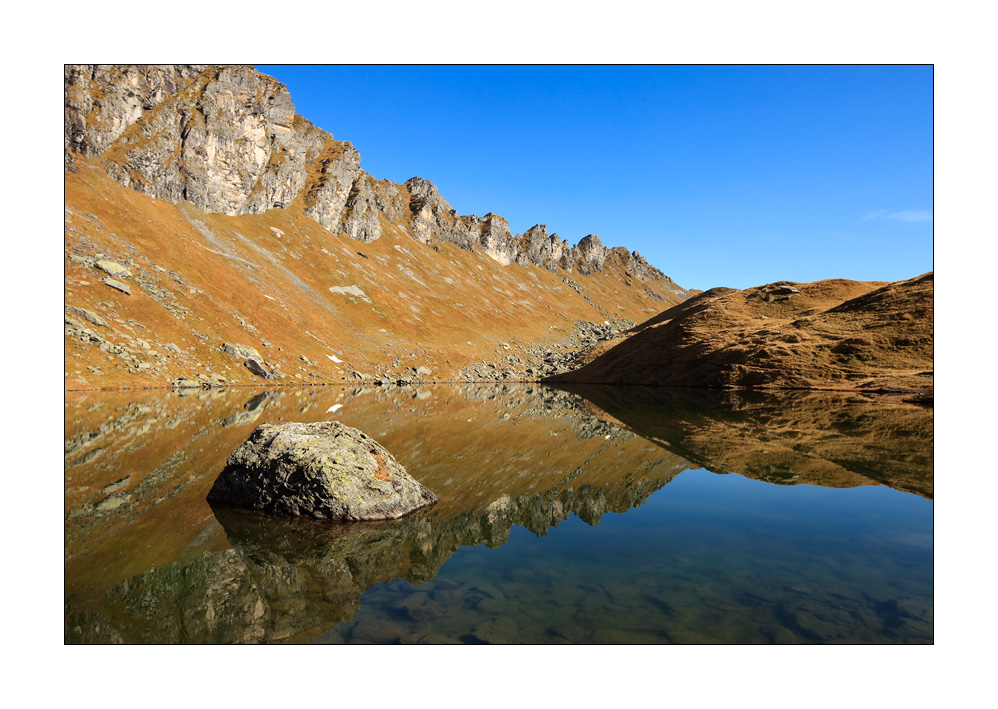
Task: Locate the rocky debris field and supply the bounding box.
[459,318,636,382]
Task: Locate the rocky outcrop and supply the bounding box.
[244,359,275,380]
[405,177,459,247]
[513,225,562,271]
[64,64,687,285]
[97,65,329,216]
[477,213,516,265]
[102,277,131,295]
[300,141,363,231]
[206,421,438,520]
[64,65,209,159]
[66,305,107,327]
[459,318,638,382]
[222,343,264,363]
[605,247,668,282]
[576,234,607,274]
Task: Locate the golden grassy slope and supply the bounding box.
[64,157,687,391]
[548,273,933,392]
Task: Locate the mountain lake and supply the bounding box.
[64,383,932,644]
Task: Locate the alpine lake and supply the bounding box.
[64,382,933,644]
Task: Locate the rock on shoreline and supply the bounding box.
[207,421,437,521]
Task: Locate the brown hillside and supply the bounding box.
[64,65,692,391]
[65,161,686,391]
[547,273,933,392]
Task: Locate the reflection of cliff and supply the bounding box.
[558,385,933,498]
[66,463,678,643]
[64,383,687,643]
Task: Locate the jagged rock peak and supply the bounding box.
[405,176,452,213]
[67,64,334,217]
[64,64,679,284]
[576,234,607,273]
[604,248,667,282]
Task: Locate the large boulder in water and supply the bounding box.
[207,421,437,521]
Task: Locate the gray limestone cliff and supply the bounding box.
[64,64,683,288]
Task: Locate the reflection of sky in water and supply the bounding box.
[338,469,932,644]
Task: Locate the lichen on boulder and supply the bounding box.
[207,421,437,521]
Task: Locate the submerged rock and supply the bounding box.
[207,421,437,521]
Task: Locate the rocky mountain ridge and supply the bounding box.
[65,64,681,287]
[64,65,691,391]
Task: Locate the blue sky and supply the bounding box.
[255,65,932,292]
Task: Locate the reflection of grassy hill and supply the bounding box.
[548,273,933,392]
[559,385,933,499]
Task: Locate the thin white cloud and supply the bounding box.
[887,210,933,223]
[861,209,932,223]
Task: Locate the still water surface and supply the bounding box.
[64,384,932,644]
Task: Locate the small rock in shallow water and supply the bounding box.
[400,627,431,645]
[389,592,428,611]
[471,617,519,644]
[206,420,437,520]
[477,597,506,614]
[591,627,664,644]
[432,589,465,607]
[408,605,442,622]
[350,617,404,643]
[417,633,462,645]
[471,582,505,600]
[549,623,588,643]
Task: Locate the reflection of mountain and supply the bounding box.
[64,382,931,642]
[64,383,686,643]
[67,465,678,644]
[557,385,933,499]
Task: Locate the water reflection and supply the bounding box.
[64,383,932,644]
[557,385,933,498]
